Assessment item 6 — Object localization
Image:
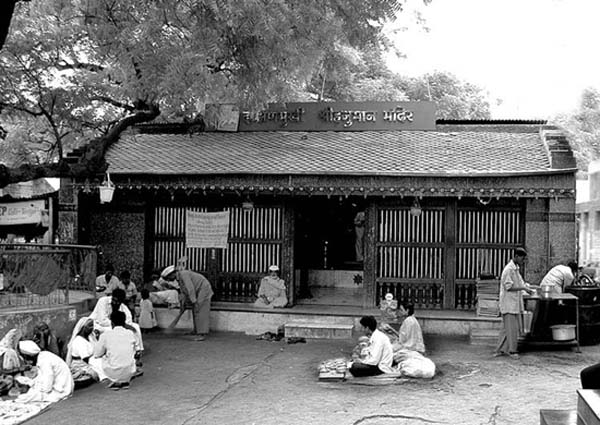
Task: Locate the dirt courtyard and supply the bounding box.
[24,331,599,425]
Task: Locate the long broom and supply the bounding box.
[163,308,186,334]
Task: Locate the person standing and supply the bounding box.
[162,264,214,341]
[348,316,394,377]
[540,261,579,294]
[494,248,534,359]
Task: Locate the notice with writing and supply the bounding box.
[186,210,230,249]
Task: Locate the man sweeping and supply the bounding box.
[161,259,214,341]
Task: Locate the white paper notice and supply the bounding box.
[185,210,230,249]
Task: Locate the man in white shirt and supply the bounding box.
[94,311,137,390]
[89,288,144,352]
[495,248,534,359]
[540,261,578,294]
[348,315,394,377]
[95,264,119,294]
[16,340,74,403]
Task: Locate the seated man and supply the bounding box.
[348,316,394,377]
[253,265,287,308]
[89,288,144,353]
[147,267,180,308]
[15,340,74,403]
[95,264,119,294]
[107,270,138,313]
[94,311,137,391]
[540,261,579,294]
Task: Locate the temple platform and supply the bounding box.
[154,302,502,340]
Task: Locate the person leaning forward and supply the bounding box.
[161,264,214,341]
[494,247,534,359]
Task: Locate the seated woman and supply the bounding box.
[32,322,62,358]
[253,265,287,308]
[394,304,425,354]
[0,329,26,375]
[65,317,101,388]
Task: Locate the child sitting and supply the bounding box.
[138,289,157,333]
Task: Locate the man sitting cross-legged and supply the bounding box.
[94,310,137,391]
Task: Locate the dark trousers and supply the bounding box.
[349,363,383,377]
[581,363,600,389]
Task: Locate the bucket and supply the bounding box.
[540,285,552,299]
[550,324,576,341]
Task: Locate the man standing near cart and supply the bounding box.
[494,247,535,359]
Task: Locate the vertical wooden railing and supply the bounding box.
[375,207,445,309]
[455,208,522,309]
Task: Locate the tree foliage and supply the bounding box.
[553,86,600,173]
[0,0,411,186]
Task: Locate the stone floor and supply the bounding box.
[23,331,599,425]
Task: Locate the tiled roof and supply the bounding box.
[106,129,555,176]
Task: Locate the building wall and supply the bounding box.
[526,198,577,284]
[90,210,146,284]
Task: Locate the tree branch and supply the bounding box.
[56,61,105,73]
[0,102,160,187]
[91,96,136,111]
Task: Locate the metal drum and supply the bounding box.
[566,286,600,345]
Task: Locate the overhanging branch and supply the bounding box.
[0,103,160,188]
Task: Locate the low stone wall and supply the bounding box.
[0,305,79,349]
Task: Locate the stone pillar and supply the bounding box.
[548,197,577,265]
[57,178,78,244]
[525,199,548,284]
[525,197,577,284]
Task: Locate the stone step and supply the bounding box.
[284,320,354,339]
[469,328,498,346]
[578,390,600,425]
[539,410,579,425]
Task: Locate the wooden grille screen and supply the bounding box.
[154,206,283,274]
[456,209,521,280]
[222,206,283,273]
[153,206,210,272]
[377,208,445,280]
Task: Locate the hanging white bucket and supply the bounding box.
[99,173,115,204]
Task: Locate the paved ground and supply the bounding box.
[24,331,599,425]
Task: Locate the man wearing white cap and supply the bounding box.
[254,265,287,308]
[16,340,74,403]
[162,261,214,340]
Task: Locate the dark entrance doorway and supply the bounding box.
[294,197,366,306]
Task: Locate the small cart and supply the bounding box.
[519,292,580,353]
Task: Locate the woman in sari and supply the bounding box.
[253,265,287,308]
[0,329,26,374]
[65,318,101,387]
[395,304,425,354]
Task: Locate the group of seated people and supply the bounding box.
[0,287,146,403]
